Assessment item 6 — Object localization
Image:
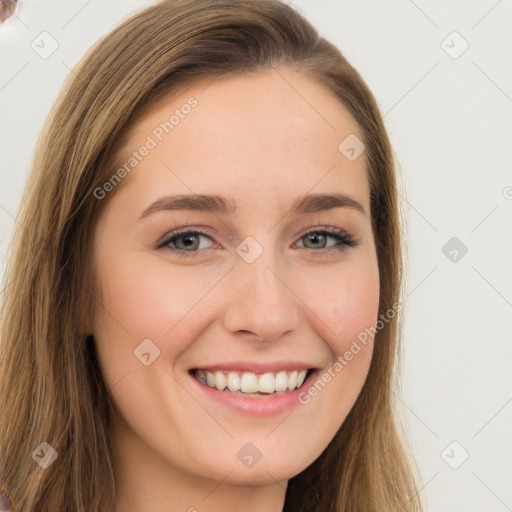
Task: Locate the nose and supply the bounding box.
[221,249,301,342]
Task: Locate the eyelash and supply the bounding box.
[157,224,359,259]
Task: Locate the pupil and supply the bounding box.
[180,235,197,249]
[307,233,324,248]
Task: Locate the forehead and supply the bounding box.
[112,66,369,215]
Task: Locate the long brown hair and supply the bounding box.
[0,0,422,510]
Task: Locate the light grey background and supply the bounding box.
[1,1,511,510]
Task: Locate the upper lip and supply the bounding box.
[190,361,319,373]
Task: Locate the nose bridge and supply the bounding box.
[222,238,300,341]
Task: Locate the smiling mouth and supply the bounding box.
[189,368,314,397]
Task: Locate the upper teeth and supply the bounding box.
[195,369,308,394]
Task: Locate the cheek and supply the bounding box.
[92,255,224,373]
[333,277,380,346]
[307,257,380,350]
[305,261,380,425]
[98,258,198,331]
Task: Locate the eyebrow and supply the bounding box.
[139,192,367,220]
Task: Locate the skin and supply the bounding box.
[89,65,380,512]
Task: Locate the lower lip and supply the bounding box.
[189,369,319,418]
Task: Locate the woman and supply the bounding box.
[0,0,423,510]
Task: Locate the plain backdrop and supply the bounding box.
[1,1,511,510]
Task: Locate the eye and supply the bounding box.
[295,226,356,254]
[157,228,216,258]
[157,225,359,258]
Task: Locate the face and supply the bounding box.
[90,66,380,489]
